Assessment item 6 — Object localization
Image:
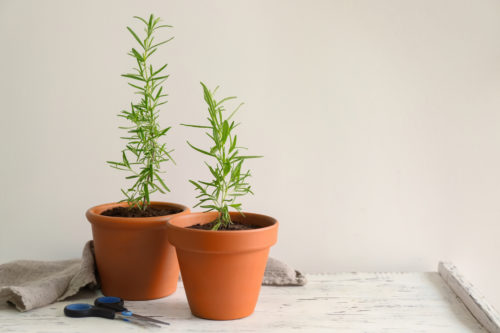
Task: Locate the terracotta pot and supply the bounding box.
[166,211,278,320]
[86,201,189,300]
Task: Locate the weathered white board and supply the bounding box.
[0,270,495,332]
[439,262,500,333]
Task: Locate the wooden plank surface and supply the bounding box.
[439,262,500,333]
[0,273,489,332]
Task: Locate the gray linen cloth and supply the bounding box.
[263,257,307,286]
[0,241,97,312]
[0,241,305,312]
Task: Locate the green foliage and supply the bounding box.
[182,83,261,230]
[107,14,174,210]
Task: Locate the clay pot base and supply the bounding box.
[166,211,278,320]
[101,206,183,217]
[87,201,190,300]
[188,220,261,231]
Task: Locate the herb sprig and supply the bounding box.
[182,83,261,230]
[107,14,174,210]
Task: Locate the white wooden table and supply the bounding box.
[1,263,499,332]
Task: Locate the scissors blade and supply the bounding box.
[116,313,162,328]
[131,313,170,325]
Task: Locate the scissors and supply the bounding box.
[64,296,169,327]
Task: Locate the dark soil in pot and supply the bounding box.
[101,206,183,217]
[188,220,262,231]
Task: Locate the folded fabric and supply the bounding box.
[0,241,97,312]
[263,257,307,286]
[0,241,305,312]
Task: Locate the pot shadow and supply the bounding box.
[127,298,194,321]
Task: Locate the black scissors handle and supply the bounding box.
[94,296,170,326]
[64,304,116,319]
[94,296,127,312]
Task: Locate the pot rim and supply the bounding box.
[86,201,190,228]
[166,211,278,254]
[166,211,278,234]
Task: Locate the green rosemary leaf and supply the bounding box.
[200,205,219,210]
[126,27,144,49]
[221,120,229,144]
[122,151,130,168]
[187,141,215,157]
[131,48,143,62]
[227,103,244,121]
[215,96,237,107]
[121,73,145,82]
[153,64,168,76]
[133,16,148,25]
[154,172,170,192]
[180,123,212,129]
[150,75,169,81]
[235,155,263,160]
[155,24,173,29]
[151,37,174,49]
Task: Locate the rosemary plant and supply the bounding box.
[182,83,261,230]
[107,14,174,210]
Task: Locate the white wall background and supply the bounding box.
[1,0,500,310]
